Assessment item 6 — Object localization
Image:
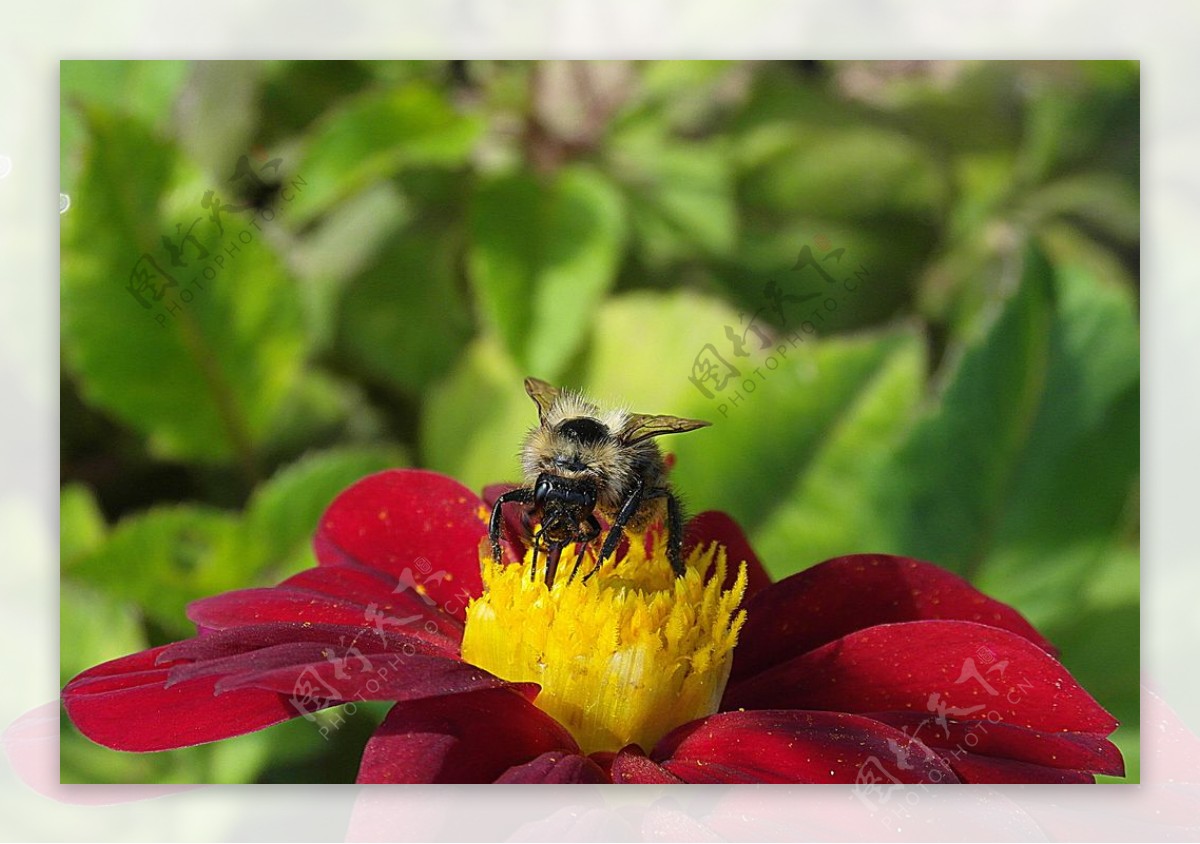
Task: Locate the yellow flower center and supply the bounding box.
[461,535,747,756]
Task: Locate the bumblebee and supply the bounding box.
[489,377,710,585]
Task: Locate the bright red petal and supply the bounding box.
[356,687,577,783]
[724,620,1118,736]
[157,622,440,663]
[216,652,522,706]
[731,554,1055,683]
[186,585,462,653]
[495,751,609,783]
[865,711,1124,777]
[314,469,487,619]
[683,511,772,600]
[650,710,959,784]
[62,646,301,752]
[946,754,1097,783]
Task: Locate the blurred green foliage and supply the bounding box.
[60,60,1139,783]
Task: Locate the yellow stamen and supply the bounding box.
[461,535,747,755]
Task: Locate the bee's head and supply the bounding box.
[522,414,619,481]
[550,417,610,472]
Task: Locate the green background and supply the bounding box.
[60,60,1139,783]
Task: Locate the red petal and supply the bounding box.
[157,622,441,663]
[279,562,399,605]
[650,710,959,784]
[62,646,301,751]
[356,687,577,783]
[945,753,1097,783]
[608,747,684,783]
[186,586,462,653]
[495,751,609,783]
[725,620,1118,736]
[314,470,487,619]
[683,511,772,600]
[865,711,1124,777]
[731,554,1055,683]
[217,652,523,706]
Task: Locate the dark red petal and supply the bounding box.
[608,746,684,783]
[650,710,959,784]
[62,645,301,751]
[314,469,487,618]
[495,751,609,783]
[683,511,772,600]
[186,586,462,652]
[217,652,525,706]
[279,562,400,605]
[724,620,1118,736]
[945,753,1097,783]
[865,711,1124,776]
[731,554,1055,683]
[356,687,577,783]
[157,622,441,663]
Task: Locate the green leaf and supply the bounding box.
[59,582,146,688]
[866,246,1057,575]
[468,166,626,378]
[242,445,409,579]
[286,82,483,225]
[61,60,189,189]
[747,331,926,571]
[336,220,473,394]
[851,244,1138,624]
[609,130,737,265]
[60,483,107,569]
[974,254,1140,619]
[738,123,946,222]
[576,291,926,575]
[61,107,307,467]
[421,336,535,491]
[70,505,242,639]
[1024,172,1139,245]
[67,448,406,639]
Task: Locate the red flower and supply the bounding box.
[62,469,1123,784]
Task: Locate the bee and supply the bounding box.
[489,377,710,586]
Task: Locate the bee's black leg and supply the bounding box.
[568,514,603,584]
[530,527,543,582]
[584,476,644,583]
[489,487,534,565]
[665,490,686,577]
[633,488,686,578]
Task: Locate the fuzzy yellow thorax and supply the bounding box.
[461,535,747,756]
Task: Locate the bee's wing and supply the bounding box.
[619,413,711,444]
[524,377,560,421]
